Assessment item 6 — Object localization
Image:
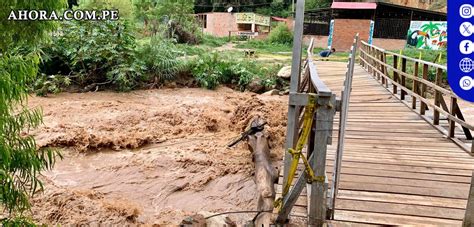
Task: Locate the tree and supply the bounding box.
[0,0,65,223]
[305,0,332,11]
[134,0,195,34]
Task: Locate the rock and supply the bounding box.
[247,79,265,93]
[198,211,237,227]
[280,89,290,95]
[277,66,292,79]
[263,89,280,96]
[181,214,206,226]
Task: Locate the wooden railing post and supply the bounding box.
[393,55,399,94]
[412,62,419,109]
[420,64,429,115]
[463,172,474,227]
[379,52,386,86]
[433,68,443,125]
[449,97,457,138]
[400,58,407,100]
[368,47,373,74]
[309,95,335,227]
[374,50,383,81]
[383,53,388,88]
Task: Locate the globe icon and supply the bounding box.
[460,58,474,73]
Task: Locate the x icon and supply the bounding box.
[463,24,471,34]
[461,22,473,37]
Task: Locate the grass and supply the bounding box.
[235,40,293,53]
[200,35,229,47]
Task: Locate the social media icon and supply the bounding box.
[460,76,473,91]
[460,40,474,54]
[460,4,473,19]
[460,22,473,37]
[460,58,474,73]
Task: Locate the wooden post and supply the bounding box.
[412,62,419,109]
[376,50,381,80]
[372,48,377,78]
[393,55,399,94]
[309,95,336,227]
[367,47,373,74]
[420,64,429,115]
[283,0,305,189]
[383,53,388,88]
[433,68,443,125]
[449,97,457,138]
[379,51,386,86]
[400,58,407,100]
[463,172,474,227]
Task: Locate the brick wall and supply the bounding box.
[203,13,238,37]
[332,19,371,51]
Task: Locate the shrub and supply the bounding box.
[32,74,71,96]
[79,0,134,20]
[39,20,146,92]
[192,52,226,89]
[191,52,280,91]
[137,36,184,82]
[268,23,293,45]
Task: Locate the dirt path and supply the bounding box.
[27,87,289,225]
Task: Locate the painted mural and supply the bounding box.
[406,21,447,50]
[327,20,334,49]
[368,20,375,45]
[236,13,270,26]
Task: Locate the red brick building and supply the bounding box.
[196,12,271,38]
[304,1,446,51]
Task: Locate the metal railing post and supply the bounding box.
[283,0,305,189]
[463,172,474,227]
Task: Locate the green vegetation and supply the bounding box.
[39,20,146,92]
[305,0,332,10]
[268,23,293,45]
[236,40,293,53]
[191,52,281,91]
[194,0,332,17]
[0,0,64,224]
[137,37,184,83]
[201,35,230,47]
[79,0,134,19]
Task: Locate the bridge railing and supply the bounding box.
[280,36,336,226]
[360,41,474,153]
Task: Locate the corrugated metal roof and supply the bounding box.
[331,2,377,10]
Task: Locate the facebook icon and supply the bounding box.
[460,40,474,54]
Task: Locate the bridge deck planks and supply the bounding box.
[275,61,474,226]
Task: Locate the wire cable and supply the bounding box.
[205,210,273,219]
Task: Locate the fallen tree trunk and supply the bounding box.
[247,118,278,226]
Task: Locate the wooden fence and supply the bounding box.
[360,41,474,153]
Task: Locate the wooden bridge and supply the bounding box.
[273,1,474,226]
[275,59,474,226]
